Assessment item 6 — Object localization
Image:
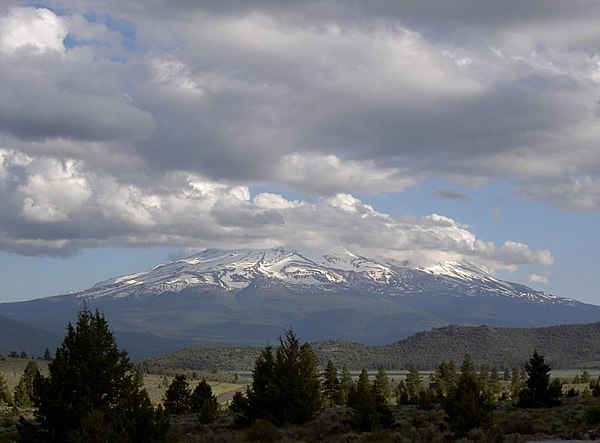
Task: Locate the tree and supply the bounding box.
[510,365,524,399]
[245,330,322,425]
[430,360,458,400]
[374,364,391,401]
[163,375,191,414]
[190,380,218,423]
[271,332,322,424]
[24,307,169,442]
[339,365,354,405]
[246,345,277,423]
[43,348,52,361]
[347,369,377,431]
[444,355,492,438]
[405,367,422,402]
[0,372,12,406]
[518,350,561,408]
[13,360,40,408]
[322,360,341,406]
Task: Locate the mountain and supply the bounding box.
[0,315,61,356]
[147,322,600,371]
[0,247,599,359]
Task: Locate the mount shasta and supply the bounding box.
[1,247,599,359]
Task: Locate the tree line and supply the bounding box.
[2,308,599,441]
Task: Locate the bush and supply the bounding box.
[245,419,279,442]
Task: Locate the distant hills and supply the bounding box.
[147,322,600,371]
[1,247,599,360]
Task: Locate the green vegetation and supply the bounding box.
[146,322,600,372]
[19,307,169,442]
[3,318,600,441]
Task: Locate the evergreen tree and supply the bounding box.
[322,360,341,406]
[405,367,422,402]
[13,360,40,408]
[164,375,191,414]
[374,364,391,400]
[245,330,321,425]
[489,367,502,397]
[43,348,52,361]
[518,350,561,408]
[0,372,12,406]
[347,369,377,431]
[246,345,276,422]
[190,380,218,423]
[510,365,524,399]
[272,332,321,424]
[339,364,354,405]
[24,307,168,442]
[430,360,458,399]
[444,355,492,438]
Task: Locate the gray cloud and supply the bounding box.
[1,1,599,267]
[433,189,468,201]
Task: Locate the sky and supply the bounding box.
[0,1,600,304]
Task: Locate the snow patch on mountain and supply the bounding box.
[76,247,572,305]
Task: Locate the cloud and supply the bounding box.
[0,148,553,271]
[518,176,600,212]
[528,273,550,285]
[0,7,66,53]
[433,189,468,201]
[5,2,600,274]
[1,3,599,200]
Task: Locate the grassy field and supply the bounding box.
[0,357,247,407]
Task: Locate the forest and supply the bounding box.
[0,309,600,442]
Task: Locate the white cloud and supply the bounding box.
[0,148,553,270]
[0,7,66,54]
[528,273,550,285]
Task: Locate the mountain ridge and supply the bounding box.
[72,247,574,305]
[0,246,598,359]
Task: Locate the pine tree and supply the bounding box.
[164,375,191,414]
[518,350,561,408]
[444,355,492,438]
[430,360,458,399]
[13,360,39,408]
[322,360,341,406]
[23,307,169,442]
[271,331,321,424]
[374,364,391,401]
[190,380,218,423]
[339,364,354,405]
[245,330,322,425]
[489,367,502,397]
[246,345,276,422]
[510,365,524,399]
[43,348,52,361]
[0,372,12,406]
[405,367,422,402]
[347,369,376,431]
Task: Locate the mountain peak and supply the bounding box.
[75,246,571,306]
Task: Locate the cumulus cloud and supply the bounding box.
[528,273,550,285]
[0,148,553,271]
[4,1,600,274]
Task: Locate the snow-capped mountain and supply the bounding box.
[0,247,598,359]
[79,247,570,305]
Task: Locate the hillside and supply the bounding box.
[0,316,61,357]
[2,248,600,359]
[146,322,600,371]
